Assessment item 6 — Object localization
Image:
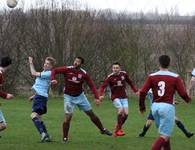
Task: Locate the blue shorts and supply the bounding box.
[147,111,154,120]
[151,102,175,137]
[64,93,91,114]
[0,110,6,125]
[32,95,48,115]
[112,98,128,108]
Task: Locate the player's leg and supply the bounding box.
[113,99,124,133]
[151,103,175,150]
[175,116,194,138]
[31,95,49,142]
[62,94,75,143]
[121,98,129,127]
[62,113,72,143]
[77,93,112,136]
[84,110,112,136]
[139,111,154,137]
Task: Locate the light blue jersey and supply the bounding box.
[192,68,195,76]
[147,89,153,107]
[32,70,51,97]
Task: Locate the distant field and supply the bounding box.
[0,96,194,150]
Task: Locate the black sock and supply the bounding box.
[176,120,189,135]
[140,125,150,135]
[41,121,48,134]
[32,117,44,134]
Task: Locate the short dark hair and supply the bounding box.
[112,62,121,66]
[159,55,170,68]
[76,57,84,64]
[1,56,12,67]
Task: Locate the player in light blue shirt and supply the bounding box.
[29,56,56,142]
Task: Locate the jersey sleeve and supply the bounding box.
[175,77,191,103]
[99,77,109,96]
[51,66,67,80]
[40,71,51,79]
[139,76,152,111]
[0,73,7,99]
[125,73,138,93]
[85,73,99,99]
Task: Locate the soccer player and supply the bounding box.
[99,62,138,137]
[0,56,13,137]
[139,55,191,150]
[139,90,193,138]
[51,56,112,143]
[28,56,56,142]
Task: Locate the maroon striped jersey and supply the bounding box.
[0,70,7,99]
[51,66,99,99]
[139,70,191,111]
[99,71,138,100]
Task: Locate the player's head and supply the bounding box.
[0,56,12,69]
[43,57,56,70]
[159,55,170,69]
[112,62,121,74]
[73,57,84,68]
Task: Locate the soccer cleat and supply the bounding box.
[186,132,194,138]
[62,137,68,144]
[41,132,49,142]
[101,128,112,136]
[45,134,51,142]
[114,129,125,137]
[139,132,145,137]
[118,129,125,135]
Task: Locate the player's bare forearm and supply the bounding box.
[28,57,40,77]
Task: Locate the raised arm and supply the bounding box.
[50,66,67,81]
[28,57,40,77]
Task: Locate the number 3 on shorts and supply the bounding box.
[158,81,165,96]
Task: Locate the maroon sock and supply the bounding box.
[121,114,128,126]
[163,140,171,150]
[116,114,124,131]
[63,122,70,139]
[151,137,166,150]
[90,115,104,131]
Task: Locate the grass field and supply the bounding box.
[0,96,195,150]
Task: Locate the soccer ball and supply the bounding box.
[7,0,18,8]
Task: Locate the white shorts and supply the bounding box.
[112,98,128,109]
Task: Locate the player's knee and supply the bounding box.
[0,123,7,130]
[118,108,124,114]
[146,120,153,126]
[31,112,38,119]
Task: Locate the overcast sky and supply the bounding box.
[0,0,195,15]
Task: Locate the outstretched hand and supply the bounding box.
[95,99,101,106]
[28,95,35,102]
[51,80,58,85]
[6,94,14,100]
[28,57,33,64]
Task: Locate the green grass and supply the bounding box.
[0,96,195,150]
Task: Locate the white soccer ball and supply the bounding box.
[7,0,18,8]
